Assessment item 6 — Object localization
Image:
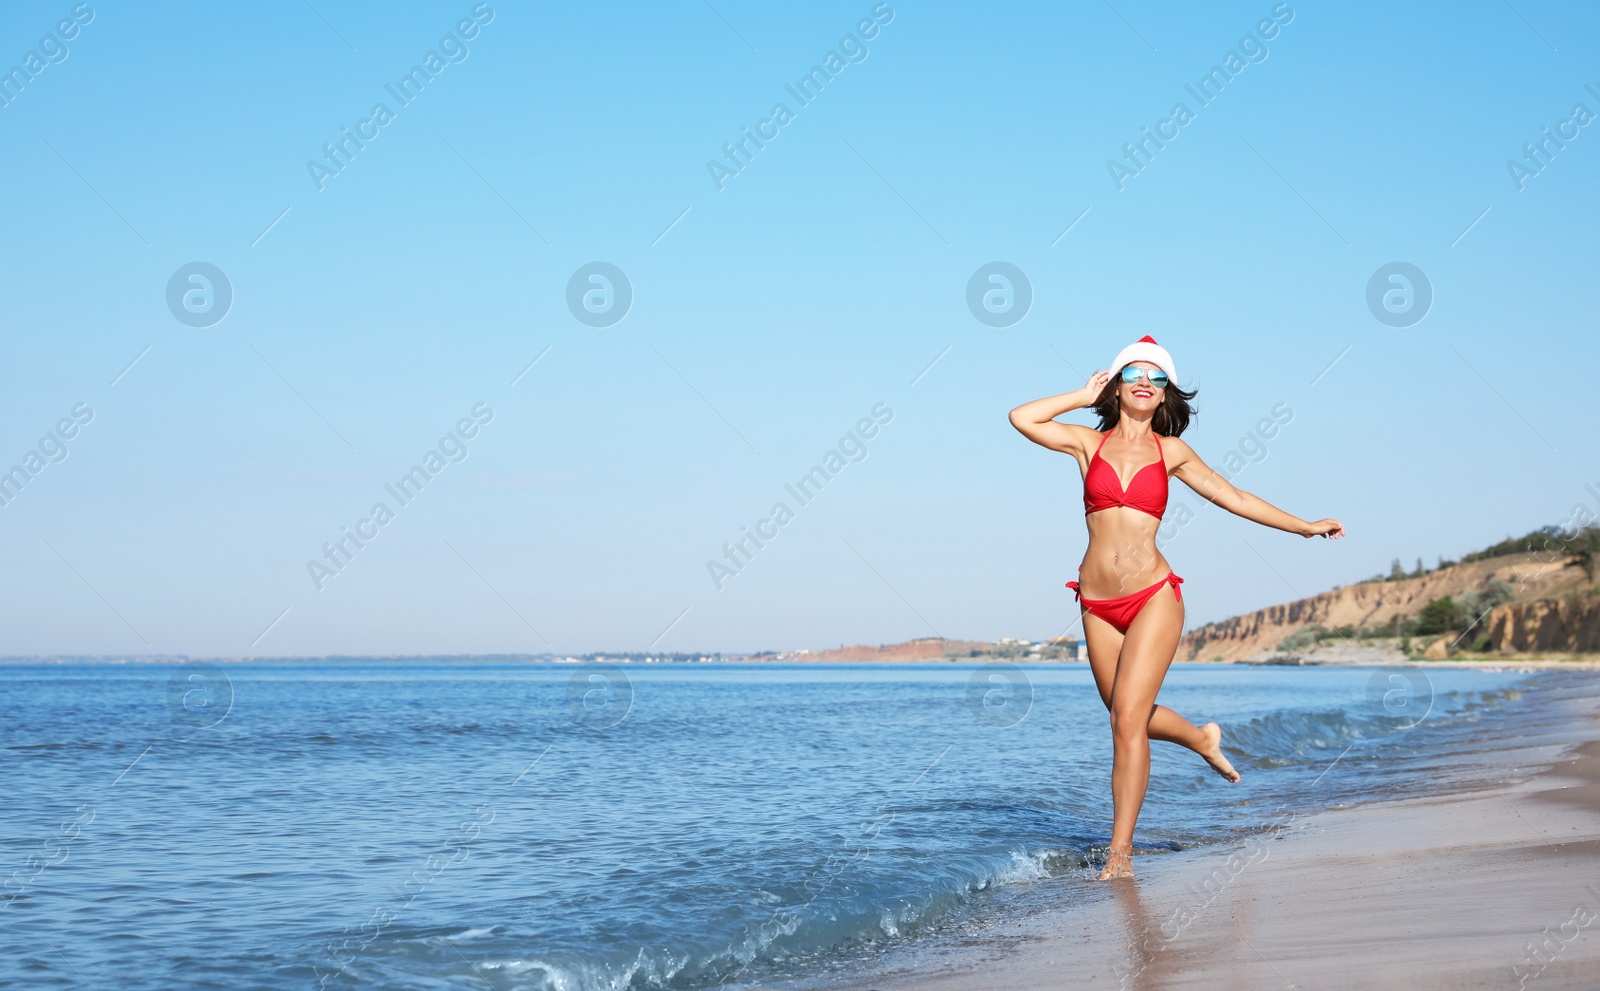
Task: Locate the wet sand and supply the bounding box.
[812,681,1600,991]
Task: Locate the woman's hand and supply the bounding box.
[1083,370,1110,398]
[1301,518,1346,539]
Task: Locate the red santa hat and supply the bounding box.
[1110,335,1178,386]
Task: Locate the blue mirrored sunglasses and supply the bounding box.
[1120,365,1169,388]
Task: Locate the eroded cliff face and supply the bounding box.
[1486,597,1600,653]
[1181,552,1595,662]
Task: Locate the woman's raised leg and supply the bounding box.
[1083,601,1240,783]
[1101,585,1183,878]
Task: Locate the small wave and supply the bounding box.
[337,838,1102,991]
[1224,686,1520,767]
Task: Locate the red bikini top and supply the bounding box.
[1083,429,1169,520]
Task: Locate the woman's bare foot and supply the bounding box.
[1198,723,1241,782]
[1097,846,1134,880]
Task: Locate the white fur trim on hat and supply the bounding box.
[1110,335,1177,386]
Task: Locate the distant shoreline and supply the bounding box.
[3,652,1598,667]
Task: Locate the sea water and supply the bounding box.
[0,660,1557,989]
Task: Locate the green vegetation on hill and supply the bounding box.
[1195,521,1600,660]
[1461,523,1600,569]
[1350,523,1600,586]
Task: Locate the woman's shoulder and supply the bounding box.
[1157,432,1198,462]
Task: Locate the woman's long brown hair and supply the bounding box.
[1089,372,1198,437]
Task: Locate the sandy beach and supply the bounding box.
[805,672,1600,991]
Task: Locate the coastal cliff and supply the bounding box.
[1181,551,1598,662]
[1485,596,1600,653]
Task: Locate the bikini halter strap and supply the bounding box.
[1096,429,1164,456]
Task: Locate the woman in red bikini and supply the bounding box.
[1009,335,1345,880]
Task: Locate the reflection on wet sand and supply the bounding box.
[1110,878,1161,991]
[1108,817,1290,990]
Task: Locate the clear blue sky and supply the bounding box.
[1,0,1595,657]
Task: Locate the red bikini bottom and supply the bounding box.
[1066,569,1184,634]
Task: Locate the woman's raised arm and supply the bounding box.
[1166,437,1345,539]
[1008,371,1111,453]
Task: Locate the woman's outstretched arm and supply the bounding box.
[1165,437,1346,539]
[1008,371,1110,453]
